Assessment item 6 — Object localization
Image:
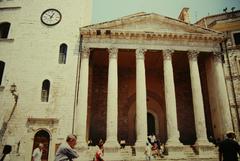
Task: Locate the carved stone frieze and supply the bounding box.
[136,48,146,59]
[187,50,199,61]
[162,49,174,60]
[80,28,225,43]
[108,48,118,59]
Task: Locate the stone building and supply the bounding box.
[0,0,92,160]
[196,10,240,139]
[0,0,237,160]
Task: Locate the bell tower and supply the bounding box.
[0,0,92,160]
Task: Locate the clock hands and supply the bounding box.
[50,12,55,19]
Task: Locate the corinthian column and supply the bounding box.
[213,52,233,134]
[163,49,181,146]
[188,50,209,145]
[75,47,90,148]
[135,48,148,147]
[105,48,119,148]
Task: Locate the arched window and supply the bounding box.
[59,43,67,64]
[0,22,10,38]
[0,61,5,85]
[41,80,50,102]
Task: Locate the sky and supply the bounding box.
[92,0,240,24]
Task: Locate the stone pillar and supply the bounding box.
[75,47,90,148]
[213,52,233,134]
[163,49,182,146]
[187,50,209,145]
[135,48,148,148]
[105,48,119,148]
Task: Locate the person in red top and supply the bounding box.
[95,140,104,161]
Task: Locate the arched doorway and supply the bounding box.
[32,130,50,161]
[147,112,156,135]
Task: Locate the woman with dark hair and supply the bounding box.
[94,140,104,161]
[0,145,12,161]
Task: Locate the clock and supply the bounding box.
[41,9,62,26]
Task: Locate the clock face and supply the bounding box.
[41,9,62,26]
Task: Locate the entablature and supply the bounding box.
[80,29,224,43]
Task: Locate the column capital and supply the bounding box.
[163,49,174,60]
[136,48,147,59]
[213,51,222,63]
[108,48,118,59]
[81,47,90,59]
[187,50,199,61]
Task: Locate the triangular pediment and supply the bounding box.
[83,12,220,35]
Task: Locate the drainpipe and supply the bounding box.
[223,38,240,132]
[72,34,83,134]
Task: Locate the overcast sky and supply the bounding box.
[92,0,240,24]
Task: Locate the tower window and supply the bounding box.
[233,32,240,46]
[0,61,5,85]
[41,80,50,102]
[0,22,10,38]
[59,43,67,64]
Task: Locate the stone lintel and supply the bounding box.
[27,117,59,125]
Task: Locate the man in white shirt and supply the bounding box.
[32,143,44,161]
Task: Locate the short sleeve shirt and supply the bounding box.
[219,138,240,161]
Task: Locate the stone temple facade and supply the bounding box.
[0,1,239,160]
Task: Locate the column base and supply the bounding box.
[165,138,184,157]
[134,139,147,157]
[166,138,182,147]
[104,140,120,152]
[134,139,147,148]
[194,139,215,156]
[165,144,185,158]
[195,138,211,146]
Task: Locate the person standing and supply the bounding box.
[219,131,240,161]
[32,143,44,161]
[54,134,79,161]
[95,141,104,161]
[144,142,151,161]
[0,145,12,161]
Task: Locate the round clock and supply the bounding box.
[41,9,62,26]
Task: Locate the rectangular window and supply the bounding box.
[233,32,240,46]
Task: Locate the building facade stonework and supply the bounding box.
[0,1,239,160]
[196,10,240,139]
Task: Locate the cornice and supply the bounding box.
[80,29,224,42]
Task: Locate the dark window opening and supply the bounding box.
[0,61,5,85]
[233,32,240,45]
[105,30,111,35]
[147,112,155,136]
[59,43,67,64]
[96,30,101,35]
[0,22,10,38]
[41,80,50,102]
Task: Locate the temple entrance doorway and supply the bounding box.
[147,112,156,136]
